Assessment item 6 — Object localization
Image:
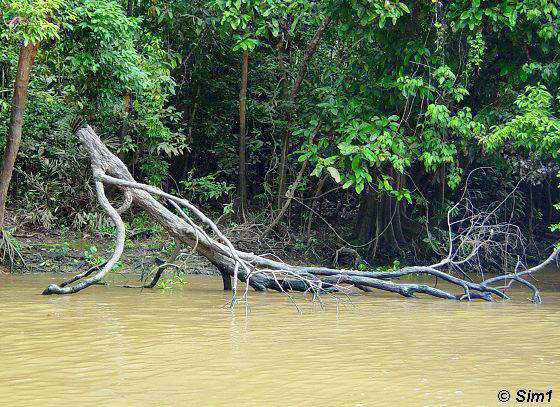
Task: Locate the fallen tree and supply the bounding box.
[42,125,559,304]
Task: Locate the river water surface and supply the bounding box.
[1,272,559,406]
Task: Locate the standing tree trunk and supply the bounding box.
[237,49,249,221]
[0,42,39,230]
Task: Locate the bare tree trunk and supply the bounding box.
[0,42,39,230]
[263,122,320,237]
[119,93,133,140]
[440,165,446,206]
[42,126,553,305]
[384,196,399,249]
[1,61,8,100]
[238,49,249,221]
[277,16,332,208]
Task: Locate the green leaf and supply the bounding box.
[399,3,410,14]
[326,167,341,183]
[355,181,364,194]
[343,180,353,189]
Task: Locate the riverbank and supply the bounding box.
[6,223,560,295]
[3,217,560,300]
[6,226,213,276]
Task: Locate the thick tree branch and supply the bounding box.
[42,126,555,305]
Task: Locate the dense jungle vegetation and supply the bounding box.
[1,0,560,273]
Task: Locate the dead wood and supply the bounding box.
[42,126,558,305]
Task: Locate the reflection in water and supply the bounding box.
[1,273,558,406]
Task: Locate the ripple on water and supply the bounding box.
[0,273,559,407]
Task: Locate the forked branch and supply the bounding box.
[42,126,557,305]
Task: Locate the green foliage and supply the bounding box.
[2,0,560,265]
[1,0,186,225]
[157,271,187,290]
[375,259,401,273]
[334,0,410,30]
[486,85,560,157]
[485,84,560,234]
[65,0,146,94]
[212,0,314,51]
[83,244,123,270]
[180,171,236,202]
[1,0,67,44]
[0,90,92,228]
[82,245,102,266]
[130,213,163,237]
[0,230,24,268]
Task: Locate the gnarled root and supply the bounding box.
[42,126,557,304]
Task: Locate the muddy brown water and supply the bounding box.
[1,272,559,406]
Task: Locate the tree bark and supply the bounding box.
[0,42,39,230]
[238,49,249,221]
